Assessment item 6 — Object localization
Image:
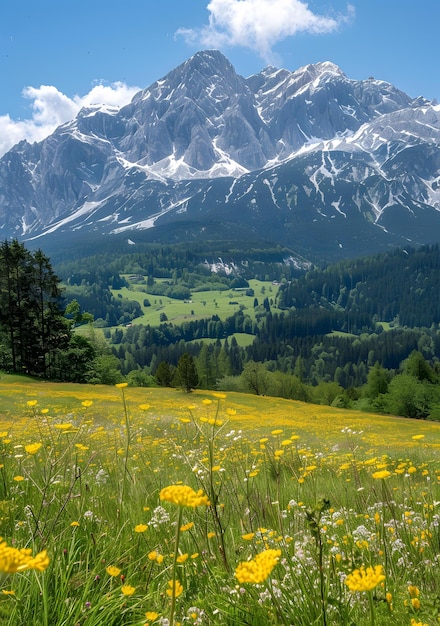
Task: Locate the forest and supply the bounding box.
[3,239,440,420]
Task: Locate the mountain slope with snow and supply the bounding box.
[1,50,440,262]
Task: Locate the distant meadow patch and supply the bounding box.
[0,376,438,624]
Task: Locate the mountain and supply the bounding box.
[1,49,440,262]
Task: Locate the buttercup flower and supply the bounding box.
[345,565,385,592]
[121,584,136,596]
[166,579,183,598]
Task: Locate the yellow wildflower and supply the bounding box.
[106,565,121,577]
[81,400,93,408]
[115,382,128,388]
[207,532,215,539]
[242,533,255,540]
[134,524,148,533]
[408,585,420,598]
[235,549,281,584]
[176,553,188,563]
[24,443,42,455]
[26,400,38,407]
[13,476,25,482]
[345,565,385,592]
[121,584,136,596]
[372,470,391,480]
[0,538,49,573]
[166,579,183,598]
[70,521,80,527]
[145,612,159,621]
[180,522,194,532]
[139,403,150,410]
[411,598,421,610]
[160,485,210,507]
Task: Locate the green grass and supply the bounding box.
[112,279,277,327]
[0,378,438,625]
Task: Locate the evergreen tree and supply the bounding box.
[155,360,173,387]
[175,352,199,393]
[0,240,70,377]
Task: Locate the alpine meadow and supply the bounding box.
[1,38,440,626]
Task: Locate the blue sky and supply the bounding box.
[1,0,439,156]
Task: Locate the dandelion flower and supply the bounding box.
[180,522,194,532]
[134,524,148,533]
[372,470,391,480]
[121,584,136,596]
[145,612,159,621]
[13,476,25,482]
[81,400,93,408]
[26,400,38,407]
[24,443,42,455]
[345,565,385,592]
[106,565,121,577]
[70,521,80,527]
[139,404,150,411]
[115,382,128,388]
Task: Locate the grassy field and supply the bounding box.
[112,279,277,326]
[0,374,438,625]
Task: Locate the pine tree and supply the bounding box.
[0,240,70,377]
[175,352,199,393]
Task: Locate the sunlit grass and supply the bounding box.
[0,377,438,624]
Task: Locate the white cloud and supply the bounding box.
[177,0,354,62]
[0,81,139,158]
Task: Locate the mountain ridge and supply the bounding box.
[1,49,440,263]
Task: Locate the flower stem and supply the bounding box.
[169,505,183,626]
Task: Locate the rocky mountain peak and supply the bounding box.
[1,51,440,264]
